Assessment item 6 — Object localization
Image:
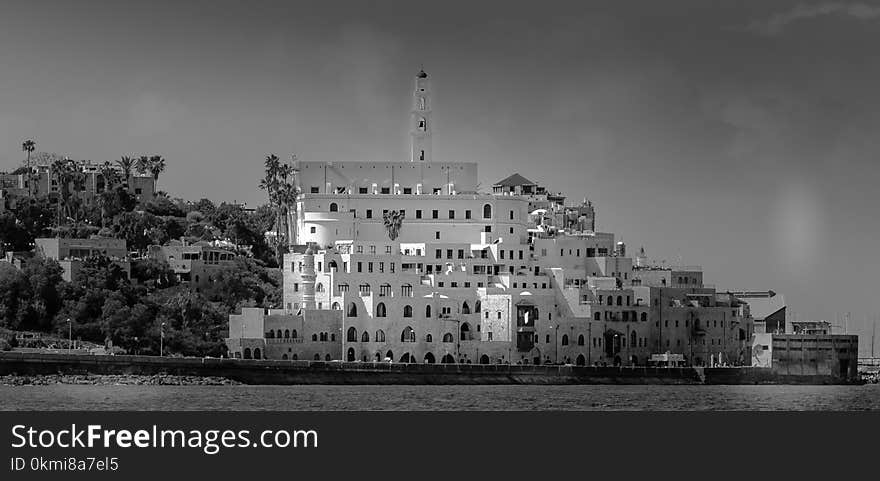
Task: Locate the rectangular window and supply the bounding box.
[366,209,372,219]
[386,246,392,254]
[500,250,505,259]
[310,226,316,233]
[518,251,523,260]
[432,210,439,219]
[294,283,299,292]
[378,262,384,273]
[380,187,390,194]
[416,210,422,219]
[435,232,440,240]
[357,262,362,273]
[449,210,455,219]
[457,249,464,259]
[310,187,319,193]
[403,187,412,194]
[390,263,395,273]
[465,210,471,219]
[446,249,453,259]
[370,245,376,254]
[509,210,514,220]
[357,246,363,254]
[435,249,442,259]
[359,187,368,194]
[488,332,493,341]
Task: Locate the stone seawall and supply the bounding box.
[0,352,859,385]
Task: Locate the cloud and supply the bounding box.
[743,2,880,35]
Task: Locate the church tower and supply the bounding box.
[410,69,432,162]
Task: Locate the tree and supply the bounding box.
[115,156,134,188]
[383,210,405,241]
[258,154,299,269]
[21,139,35,196]
[148,155,166,182]
[135,155,149,176]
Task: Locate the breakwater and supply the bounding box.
[0,352,860,385]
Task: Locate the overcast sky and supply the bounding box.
[2,0,879,351]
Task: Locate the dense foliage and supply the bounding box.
[0,151,286,356]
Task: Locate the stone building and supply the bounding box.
[226,69,757,366]
[147,240,238,289]
[34,237,130,281]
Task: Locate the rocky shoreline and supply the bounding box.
[0,374,241,386]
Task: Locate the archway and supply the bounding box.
[330,202,338,212]
[460,322,471,341]
[325,354,332,361]
[424,352,436,364]
[282,354,288,360]
[576,354,586,366]
[613,355,622,366]
[375,352,381,362]
[630,355,639,366]
[385,350,393,361]
[399,352,411,363]
[347,347,355,362]
[441,354,455,364]
[462,301,470,314]
[480,354,490,364]
[443,333,454,343]
[253,348,262,360]
[347,302,358,317]
[243,348,252,359]
[401,326,416,342]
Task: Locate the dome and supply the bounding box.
[417,69,428,79]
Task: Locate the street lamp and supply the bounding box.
[160,322,165,357]
[66,318,72,353]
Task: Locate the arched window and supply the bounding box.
[462,302,470,314]
[325,354,332,361]
[276,330,282,338]
[243,348,252,359]
[253,348,262,360]
[426,334,433,343]
[284,329,290,338]
[291,329,297,339]
[607,296,613,306]
[475,300,481,312]
[376,302,387,317]
[578,334,585,346]
[616,296,623,306]
[425,305,432,318]
[594,312,601,321]
[443,333,454,343]
[313,353,320,360]
[312,333,318,342]
[332,302,340,310]
[460,323,472,341]
[347,348,355,362]
[480,354,490,365]
[401,326,416,343]
[630,331,637,349]
[347,302,358,317]
[576,354,586,366]
[347,327,358,342]
[386,350,394,361]
[640,312,647,322]
[266,331,275,339]
[329,202,338,212]
[330,333,336,342]
[483,204,492,219]
[361,331,370,342]
[282,354,288,360]
[375,330,386,342]
[562,334,569,346]
[424,352,435,364]
[292,354,298,360]
[403,305,413,318]
[316,283,324,292]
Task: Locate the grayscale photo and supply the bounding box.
[1,0,878,413]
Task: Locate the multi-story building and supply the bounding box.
[0,158,155,211]
[34,237,131,281]
[226,70,756,366]
[147,240,238,289]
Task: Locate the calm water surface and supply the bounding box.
[2,384,879,410]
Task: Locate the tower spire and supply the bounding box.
[411,68,432,162]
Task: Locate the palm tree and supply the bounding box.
[148,155,166,185]
[383,210,405,241]
[51,159,73,225]
[135,155,149,176]
[259,154,283,267]
[116,156,134,189]
[21,139,36,196]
